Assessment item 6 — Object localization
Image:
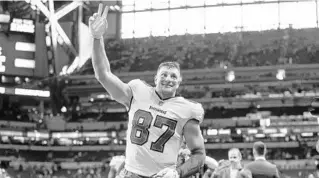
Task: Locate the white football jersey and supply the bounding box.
[124,79,204,176]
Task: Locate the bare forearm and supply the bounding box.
[108,168,116,178]
[176,148,206,178]
[92,38,111,78]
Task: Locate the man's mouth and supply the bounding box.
[161,83,173,88]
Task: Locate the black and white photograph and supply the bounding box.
[0,0,319,178]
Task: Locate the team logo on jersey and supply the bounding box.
[149,106,167,114]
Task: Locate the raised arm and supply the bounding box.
[89,4,132,107]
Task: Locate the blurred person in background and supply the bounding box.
[212,148,243,178]
[90,4,205,178]
[310,157,319,178]
[308,170,319,178]
[240,142,280,178]
[310,97,319,155]
[309,97,319,118]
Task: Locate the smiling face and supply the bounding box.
[154,64,182,98]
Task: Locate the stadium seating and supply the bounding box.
[79,28,319,74]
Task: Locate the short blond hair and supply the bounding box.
[157,61,181,73]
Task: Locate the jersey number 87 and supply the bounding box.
[130,109,177,153]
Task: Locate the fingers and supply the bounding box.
[102,6,109,19]
[88,16,94,26]
[93,13,99,18]
[89,13,99,27]
[97,3,103,16]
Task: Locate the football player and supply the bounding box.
[89,4,206,178]
[309,97,319,153]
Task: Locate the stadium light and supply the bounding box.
[14,77,21,84]
[61,106,67,113]
[25,77,30,83]
[276,69,286,80]
[255,133,265,138]
[301,132,313,137]
[0,14,10,23]
[226,70,235,82]
[14,88,50,97]
[0,87,4,94]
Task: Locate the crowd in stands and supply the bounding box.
[177,83,319,99]
[5,166,106,178]
[0,146,316,178]
[79,28,319,74]
[0,147,315,163]
[0,128,316,149]
[67,28,319,117]
[63,28,319,119]
[67,106,313,123]
[1,27,319,177]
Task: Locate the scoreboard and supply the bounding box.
[0,20,48,78]
[0,32,35,76]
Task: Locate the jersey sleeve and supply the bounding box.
[127,79,142,110]
[127,79,152,111]
[128,79,142,96]
[192,103,204,123]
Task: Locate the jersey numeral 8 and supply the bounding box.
[130,109,177,153]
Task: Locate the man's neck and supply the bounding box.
[254,156,266,161]
[155,88,175,99]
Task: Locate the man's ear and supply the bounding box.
[154,75,157,86]
[179,76,183,84]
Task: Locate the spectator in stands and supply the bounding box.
[308,170,319,178]
[212,148,243,178]
[240,141,280,178]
